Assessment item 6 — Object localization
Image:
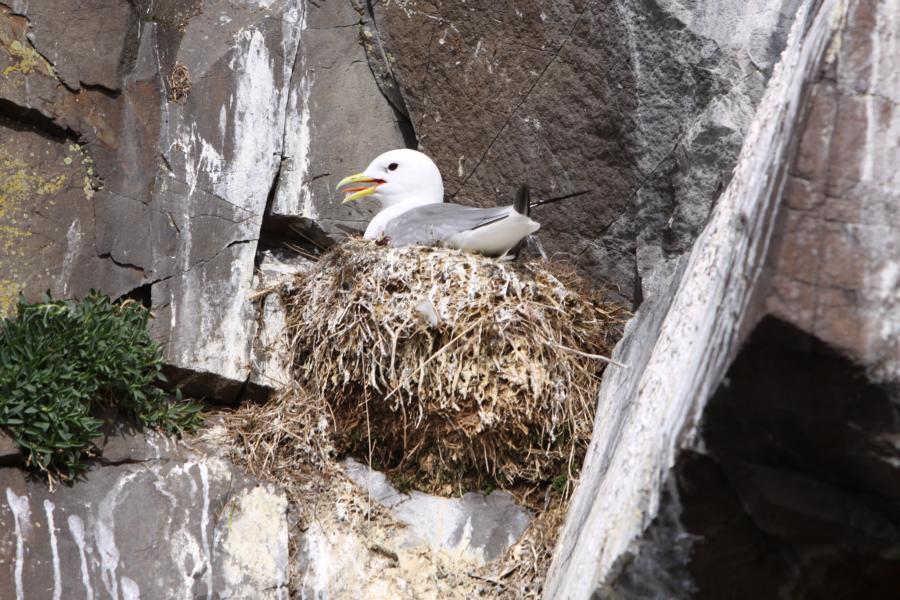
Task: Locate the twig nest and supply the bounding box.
[282,239,628,492]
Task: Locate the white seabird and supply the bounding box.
[336,149,540,257]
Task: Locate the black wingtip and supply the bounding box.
[530,189,593,209]
[513,184,531,216]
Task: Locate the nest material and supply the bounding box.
[279,239,628,492]
[167,63,191,103]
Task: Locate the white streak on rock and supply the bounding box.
[43,499,62,600]
[219,105,228,142]
[68,514,95,600]
[199,461,213,596]
[300,522,333,598]
[220,28,279,212]
[95,471,138,600]
[176,124,225,201]
[862,2,881,183]
[55,218,82,297]
[5,488,31,600]
[171,528,204,594]
[120,576,141,600]
[188,249,256,378]
[273,4,314,218]
[294,69,314,219]
[198,137,225,190]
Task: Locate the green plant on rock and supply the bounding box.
[0,291,203,480]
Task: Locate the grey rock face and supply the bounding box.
[764,0,900,383]
[0,0,298,399]
[10,0,140,92]
[0,431,289,600]
[365,0,802,304]
[4,0,898,597]
[342,458,531,563]
[546,1,900,597]
[295,459,532,599]
[271,0,410,234]
[0,0,407,399]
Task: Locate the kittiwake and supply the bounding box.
[336,149,540,257]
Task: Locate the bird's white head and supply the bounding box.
[336,149,444,209]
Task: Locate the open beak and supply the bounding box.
[336,173,385,203]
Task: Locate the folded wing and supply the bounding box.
[382,204,513,246]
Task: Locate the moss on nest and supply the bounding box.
[260,239,628,493]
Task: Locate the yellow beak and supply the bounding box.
[336,173,384,204]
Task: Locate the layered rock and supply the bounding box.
[0,0,409,400]
[0,429,289,599]
[546,1,900,597]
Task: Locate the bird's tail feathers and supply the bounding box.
[513,184,531,216]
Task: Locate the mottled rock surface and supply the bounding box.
[365,0,802,303]
[0,430,289,599]
[0,0,408,399]
[295,459,531,600]
[342,458,531,563]
[547,1,900,598]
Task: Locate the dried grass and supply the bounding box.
[224,383,334,483]
[275,239,628,493]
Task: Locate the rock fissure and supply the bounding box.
[0,97,75,141]
[97,252,147,276]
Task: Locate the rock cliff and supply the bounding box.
[1,0,897,598]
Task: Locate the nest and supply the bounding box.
[275,239,628,492]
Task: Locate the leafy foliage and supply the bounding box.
[0,291,203,479]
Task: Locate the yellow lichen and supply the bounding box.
[0,35,55,78]
[0,152,69,315]
[0,278,21,319]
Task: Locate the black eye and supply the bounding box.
[388,163,399,171]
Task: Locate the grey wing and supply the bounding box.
[383,204,512,247]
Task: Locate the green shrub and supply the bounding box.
[0,291,203,479]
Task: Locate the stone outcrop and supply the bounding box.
[0,0,807,391]
[0,428,289,599]
[295,459,534,598]
[342,458,532,563]
[545,1,900,597]
[0,0,407,401]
